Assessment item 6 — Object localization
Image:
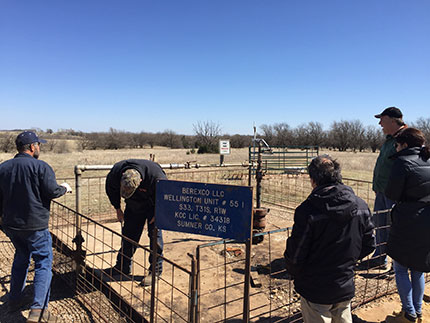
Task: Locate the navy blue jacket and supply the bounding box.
[0,153,67,231]
[105,159,167,213]
[284,183,375,304]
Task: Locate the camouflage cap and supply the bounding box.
[120,169,142,199]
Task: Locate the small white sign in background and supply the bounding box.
[219,140,231,155]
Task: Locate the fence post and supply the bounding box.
[196,246,201,323]
[149,227,159,323]
[243,238,252,322]
[188,253,198,323]
[73,166,85,278]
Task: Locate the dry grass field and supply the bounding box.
[5,146,425,322]
[0,146,378,180]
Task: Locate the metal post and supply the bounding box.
[188,253,198,323]
[219,154,224,166]
[196,247,201,323]
[150,227,158,323]
[73,166,85,276]
[256,143,262,209]
[243,238,252,323]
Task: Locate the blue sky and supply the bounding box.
[1,1,429,135]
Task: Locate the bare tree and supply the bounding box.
[412,117,430,143]
[159,130,182,148]
[329,121,351,151]
[348,120,366,152]
[307,122,326,147]
[273,123,292,146]
[193,121,221,153]
[259,124,275,146]
[0,133,16,152]
[366,125,384,152]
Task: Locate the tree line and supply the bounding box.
[1,118,429,154]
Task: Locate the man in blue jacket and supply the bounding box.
[0,131,71,322]
[105,159,166,286]
[284,155,375,323]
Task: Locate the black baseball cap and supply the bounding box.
[15,131,47,147]
[374,107,403,119]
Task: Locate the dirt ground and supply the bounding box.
[1,205,430,322]
[1,147,429,322]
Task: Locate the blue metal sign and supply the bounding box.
[155,180,253,241]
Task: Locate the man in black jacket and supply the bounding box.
[105,159,166,286]
[0,131,71,322]
[284,155,375,322]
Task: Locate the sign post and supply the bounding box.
[219,140,231,166]
[155,179,253,322]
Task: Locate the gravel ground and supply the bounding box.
[0,229,102,323]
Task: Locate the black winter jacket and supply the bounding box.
[385,147,430,272]
[105,159,167,213]
[0,153,67,231]
[284,183,375,304]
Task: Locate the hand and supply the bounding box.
[116,208,124,223]
[61,182,72,193]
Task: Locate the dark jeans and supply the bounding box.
[371,192,394,264]
[5,228,53,309]
[116,205,163,275]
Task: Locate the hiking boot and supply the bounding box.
[140,273,160,287]
[389,310,417,323]
[103,266,129,278]
[27,308,58,323]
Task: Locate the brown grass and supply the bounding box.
[0,147,377,180]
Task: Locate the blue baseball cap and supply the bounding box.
[15,131,47,147]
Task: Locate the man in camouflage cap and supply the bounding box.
[105,159,166,286]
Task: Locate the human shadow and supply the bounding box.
[0,272,97,323]
[232,257,293,281]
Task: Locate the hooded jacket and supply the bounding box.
[385,147,430,272]
[105,159,167,213]
[284,183,375,304]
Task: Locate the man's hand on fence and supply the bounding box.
[61,182,72,193]
[116,208,124,223]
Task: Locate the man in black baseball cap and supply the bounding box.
[357,107,406,270]
[374,107,403,119]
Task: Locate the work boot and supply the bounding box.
[388,310,417,323]
[140,273,160,287]
[27,308,58,323]
[102,265,129,278]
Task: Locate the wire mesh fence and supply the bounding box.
[260,174,375,211]
[50,201,196,323]
[46,166,427,322]
[194,209,429,323]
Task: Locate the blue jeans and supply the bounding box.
[4,228,53,309]
[394,260,424,317]
[116,205,163,275]
[371,192,394,263]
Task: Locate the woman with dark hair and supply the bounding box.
[385,127,430,323]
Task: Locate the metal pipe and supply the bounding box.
[73,162,249,174]
[256,144,262,209]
